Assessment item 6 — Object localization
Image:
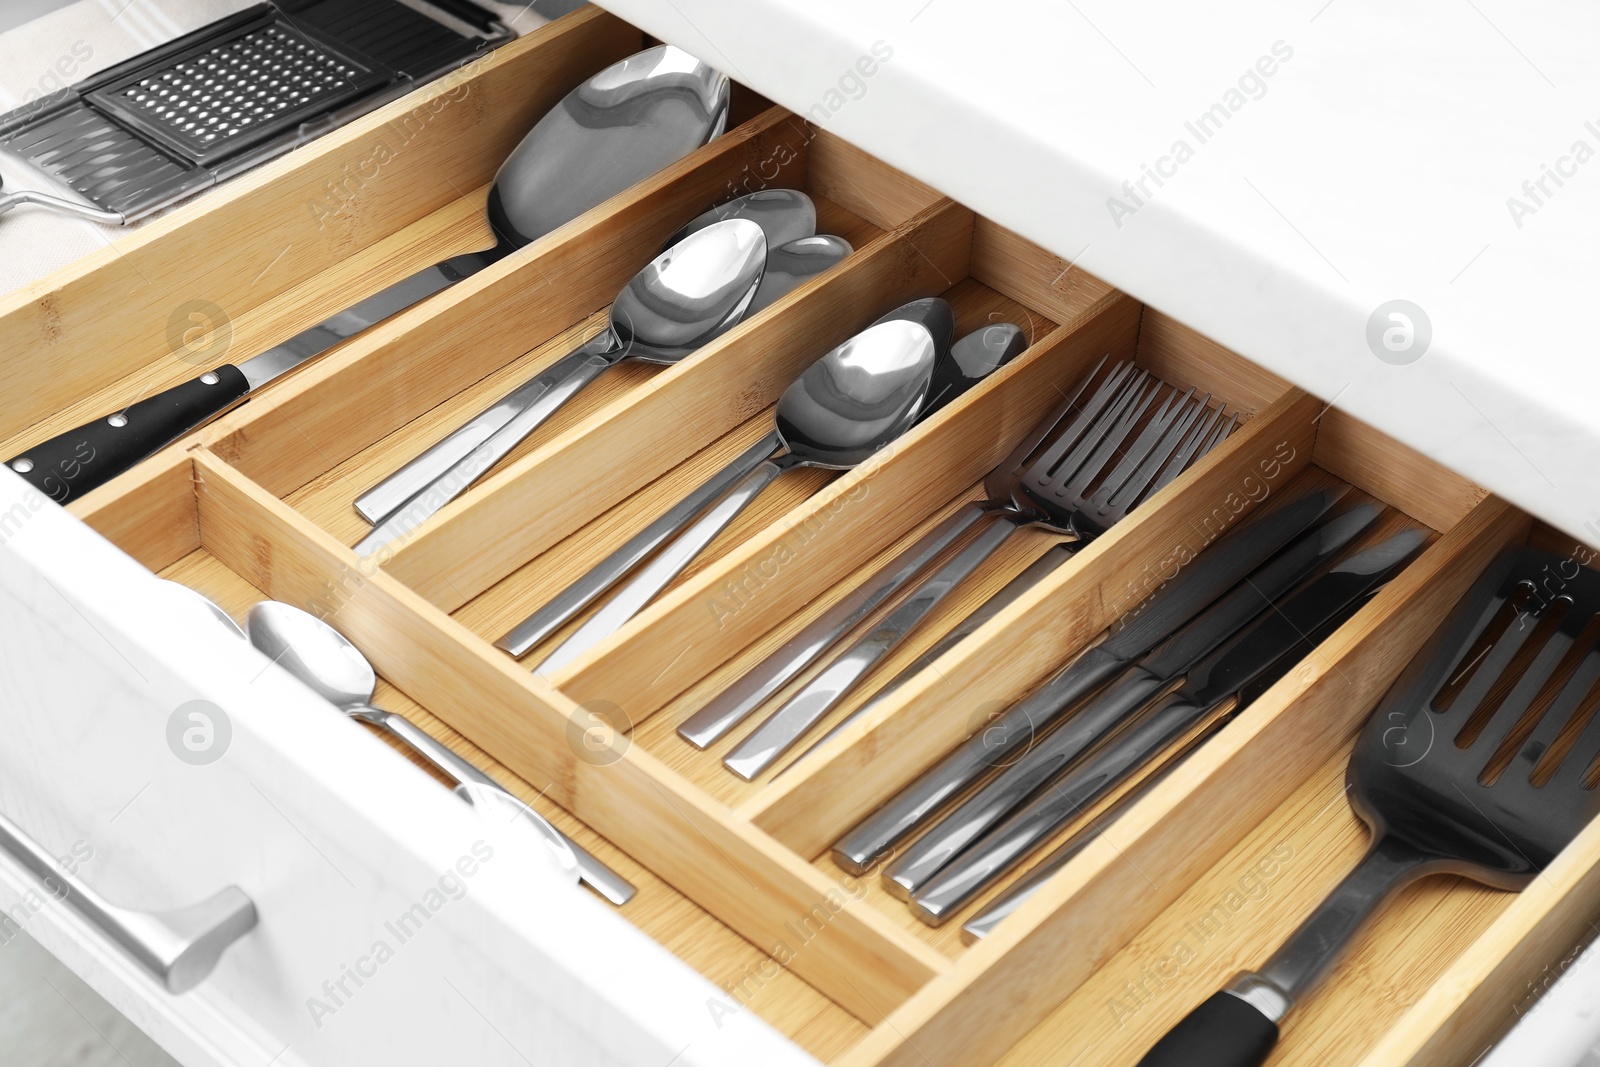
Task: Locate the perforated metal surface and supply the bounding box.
[111,25,367,158]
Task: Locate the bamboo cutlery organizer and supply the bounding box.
[3,8,1598,1066]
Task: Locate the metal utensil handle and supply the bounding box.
[371,710,636,906]
[355,346,616,557]
[724,516,1024,780]
[679,501,993,748]
[498,431,784,657]
[780,543,1077,775]
[830,642,1126,875]
[0,810,256,994]
[909,693,1221,925]
[354,335,614,525]
[962,712,1224,941]
[0,187,123,224]
[882,667,1167,898]
[535,454,795,675]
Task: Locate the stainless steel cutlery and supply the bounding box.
[832,484,1349,876]
[905,525,1423,924]
[523,298,963,673]
[1139,546,1600,1067]
[721,361,1237,780]
[353,216,770,555]
[7,44,731,502]
[352,189,847,552]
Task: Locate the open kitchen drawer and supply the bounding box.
[2,7,1598,1066]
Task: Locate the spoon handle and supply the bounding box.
[354,336,618,557]
[536,452,795,674]
[367,707,638,906]
[498,430,783,657]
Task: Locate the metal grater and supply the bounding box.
[0,0,509,224]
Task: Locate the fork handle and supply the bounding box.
[1138,834,1436,1067]
[723,513,1025,780]
[536,453,797,674]
[679,500,993,748]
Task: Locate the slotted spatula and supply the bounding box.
[1138,545,1600,1067]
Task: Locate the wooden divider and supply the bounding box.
[833,496,1529,1067]
[550,292,1140,723]
[0,8,642,446]
[378,196,977,607]
[743,387,1321,856]
[187,447,946,1022]
[207,105,816,499]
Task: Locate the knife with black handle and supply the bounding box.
[880,502,1382,900]
[830,484,1348,875]
[905,527,1425,925]
[5,257,483,503]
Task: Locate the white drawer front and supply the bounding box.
[0,471,817,1067]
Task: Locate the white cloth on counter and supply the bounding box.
[0,0,552,297]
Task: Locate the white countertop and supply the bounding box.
[597,0,1600,550]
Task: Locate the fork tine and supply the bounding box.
[1025,363,1145,480]
[1032,367,1153,495]
[1103,390,1213,510]
[1054,377,1166,501]
[1139,399,1226,504]
[996,356,1113,481]
[1089,386,1198,503]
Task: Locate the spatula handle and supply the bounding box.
[1136,992,1279,1067]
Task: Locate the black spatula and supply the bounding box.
[1138,545,1600,1067]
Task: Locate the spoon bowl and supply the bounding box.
[490,45,731,248]
[666,189,818,252]
[244,602,583,890]
[775,318,940,467]
[609,217,769,362]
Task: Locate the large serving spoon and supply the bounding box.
[243,601,636,905]
[531,299,952,675]
[352,188,833,532]
[7,45,730,504]
[353,217,769,556]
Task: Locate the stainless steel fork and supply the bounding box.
[717,363,1235,779]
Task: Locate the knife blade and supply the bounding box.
[907,527,1425,925]
[829,483,1349,875]
[879,501,1382,900]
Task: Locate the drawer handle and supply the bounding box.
[0,810,257,993]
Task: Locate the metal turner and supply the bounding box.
[717,362,1237,779]
[1139,546,1600,1067]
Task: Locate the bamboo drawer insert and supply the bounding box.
[1,7,1590,1066]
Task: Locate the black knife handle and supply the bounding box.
[6,365,249,504]
[1137,992,1278,1067]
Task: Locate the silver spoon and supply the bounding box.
[353,217,769,555]
[243,601,636,905]
[6,46,730,505]
[534,303,945,675]
[156,579,247,640]
[352,189,830,531]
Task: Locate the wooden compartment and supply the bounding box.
[3,7,1598,1067]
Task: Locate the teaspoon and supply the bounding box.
[243,601,635,905]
